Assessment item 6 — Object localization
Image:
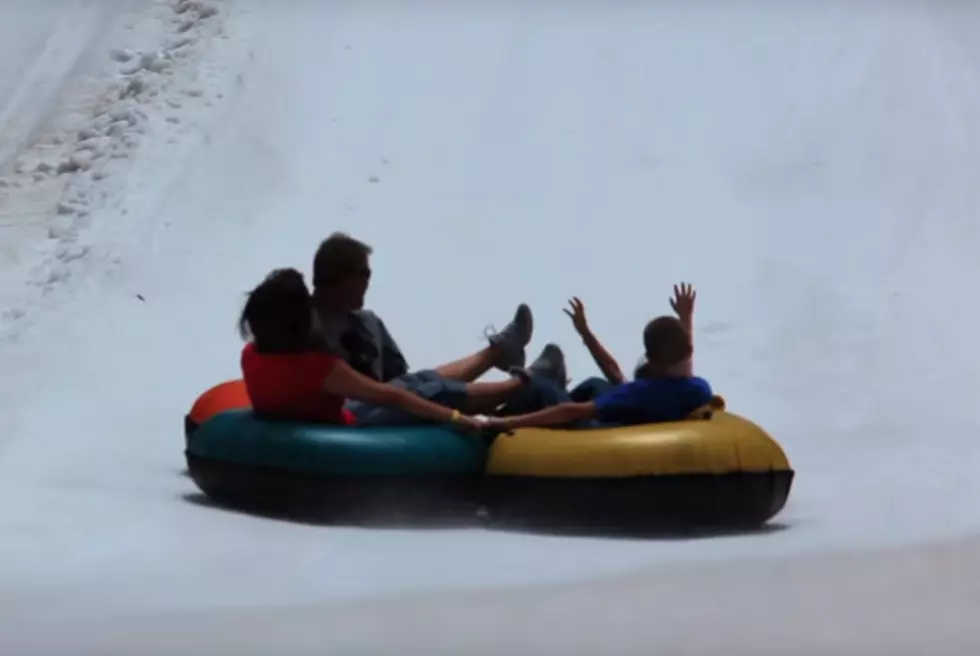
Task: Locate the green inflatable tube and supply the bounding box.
[185,409,491,519]
[186,409,490,476]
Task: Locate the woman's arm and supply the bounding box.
[322,359,465,425]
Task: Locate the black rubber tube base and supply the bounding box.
[186,453,483,527]
[481,470,794,536]
[187,453,793,535]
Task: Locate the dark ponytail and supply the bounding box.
[238,268,314,353]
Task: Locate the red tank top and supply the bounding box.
[240,343,355,425]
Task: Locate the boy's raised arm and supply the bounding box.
[670,282,697,376]
[670,282,696,346]
[564,297,626,385]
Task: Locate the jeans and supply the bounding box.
[347,369,469,426]
[570,376,615,403]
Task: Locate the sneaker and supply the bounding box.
[485,303,533,371]
[526,343,567,388]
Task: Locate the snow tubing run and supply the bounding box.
[185,408,491,520]
[483,410,794,529]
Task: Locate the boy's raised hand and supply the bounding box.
[563,297,590,335]
[670,282,696,320]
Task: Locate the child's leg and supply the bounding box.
[494,375,572,418]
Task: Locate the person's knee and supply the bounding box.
[527,375,571,404]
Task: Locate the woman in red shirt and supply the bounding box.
[238,268,489,431]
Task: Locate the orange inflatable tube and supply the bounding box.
[185,379,252,438]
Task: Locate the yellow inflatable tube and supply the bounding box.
[484,397,794,528]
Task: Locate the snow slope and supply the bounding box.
[0,0,243,330]
[4,0,980,652]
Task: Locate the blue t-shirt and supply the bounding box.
[593,377,713,425]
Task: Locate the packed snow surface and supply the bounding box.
[3,0,980,651]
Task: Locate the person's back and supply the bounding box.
[592,314,711,425]
[241,342,352,424]
[485,282,718,432]
[238,268,353,425]
[593,374,712,425]
[312,307,408,383]
[596,314,712,425]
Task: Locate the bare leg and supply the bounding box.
[431,346,497,383]
[462,378,522,414]
[432,304,534,382]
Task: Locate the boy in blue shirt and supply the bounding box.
[491,283,713,430]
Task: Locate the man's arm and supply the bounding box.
[377,316,409,381]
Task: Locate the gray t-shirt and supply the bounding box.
[312,307,409,382]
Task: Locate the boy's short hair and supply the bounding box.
[312,232,373,289]
[642,316,692,367]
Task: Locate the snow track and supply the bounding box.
[0,0,248,332]
[0,2,125,168]
[3,2,980,653]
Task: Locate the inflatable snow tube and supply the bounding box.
[483,401,793,530]
[185,409,490,520]
[185,379,251,441]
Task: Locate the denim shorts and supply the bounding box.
[345,369,468,426]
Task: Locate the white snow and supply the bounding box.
[0,0,245,332]
[3,1,980,652]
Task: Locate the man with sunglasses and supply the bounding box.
[309,232,534,425]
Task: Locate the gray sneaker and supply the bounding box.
[485,303,533,371]
[527,343,567,388]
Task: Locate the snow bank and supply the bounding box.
[0,0,250,336]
